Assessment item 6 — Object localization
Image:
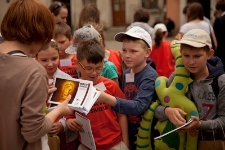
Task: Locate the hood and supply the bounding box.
[207,56,224,78]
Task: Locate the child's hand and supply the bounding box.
[66,118,83,132]
[165,107,187,126]
[178,116,201,132]
[49,122,63,135]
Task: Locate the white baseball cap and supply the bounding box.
[114,26,152,48]
[177,29,212,48]
[154,23,167,32]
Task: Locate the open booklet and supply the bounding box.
[154,119,193,140]
[48,77,100,115]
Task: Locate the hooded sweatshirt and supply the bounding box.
[155,56,225,134]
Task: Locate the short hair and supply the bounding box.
[1,0,54,45]
[77,39,104,64]
[181,44,210,52]
[187,2,204,22]
[54,22,72,39]
[122,35,149,50]
[216,1,225,11]
[49,1,67,16]
[133,8,150,23]
[78,3,100,28]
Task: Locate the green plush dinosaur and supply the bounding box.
[136,40,199,150]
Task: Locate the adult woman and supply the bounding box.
[49,1,68,23]
[0,0,72,149]
[176,2,217,49]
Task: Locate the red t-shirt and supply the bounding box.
[59,55,78,78]
[107,49,123,78]
[150,41,175,78]
[67,76,126,150]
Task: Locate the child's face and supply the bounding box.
[181,46,213,77]
[54,7,68,23]
[54,34,72,57]
[36,47,59,77]
[77,59,104,84]
[121,40,149,71]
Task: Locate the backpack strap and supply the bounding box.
[211,76,219,98]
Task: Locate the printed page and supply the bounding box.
[83,89,101,114]
[75,112,96,150]
[154,119,193,140]
[48,77,94,114]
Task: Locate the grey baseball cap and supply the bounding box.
[65,24,101,54]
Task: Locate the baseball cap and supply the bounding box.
[65,24,101,54]
[114,26,152,48]
[154,23,167,32]
[177,29,212,48]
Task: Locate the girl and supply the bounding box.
[150,23,175,78]
[36,39,79,150]
[49,1,68,23]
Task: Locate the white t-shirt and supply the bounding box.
[179,20,213,35]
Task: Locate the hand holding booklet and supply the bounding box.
[154,119,193,140]
[48,76,100,115]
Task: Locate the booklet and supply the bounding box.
[75,112,96,150]
[154,119,193,140]
[48,77,100,115]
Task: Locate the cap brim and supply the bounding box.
[65,44,77,54]
[114,32,142,42]
[176,40,206,48]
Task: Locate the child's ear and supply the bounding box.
[146,48,151,58]
[99,38,103,44]
[208,49,214,59]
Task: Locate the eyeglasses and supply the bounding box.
[78,61,104,73]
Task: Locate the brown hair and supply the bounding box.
[49,1,67,16]
[36,40,59,57]
[1,0,54,45]
[77,39,104,64]
[154,29,166,48]
[78,3,100,28]
[54,22,72,39]
[133,8,150,23]
[187,2,204,22]
[181,44,210,52]
[123,35,149,50]
[216,0,225,11]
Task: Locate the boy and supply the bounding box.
[54,22,78,78]
[155,29,225,140]
[65,24,119,84]
[96,26,158,150]
[66,39,129,150]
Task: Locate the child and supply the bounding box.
[90,22,123,79]
[150,23,175,78]
[35,39,79,150]
[54,22,78,78]
[96,26,158,150]
[66,39,129,150]
[155,29,225,141]
[65,24,119,84]
[49,1,68,23]
[0,0,72,149]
